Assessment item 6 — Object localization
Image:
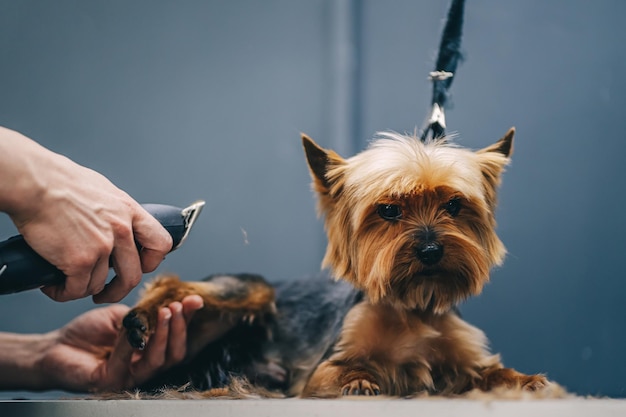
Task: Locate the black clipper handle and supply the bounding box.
[0,201,204,295]
[0,235,64,293]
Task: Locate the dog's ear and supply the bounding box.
[476,127,515,209]
[302,134,345,193]
[478,127,514,158]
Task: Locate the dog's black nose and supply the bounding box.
[416,242,444,265]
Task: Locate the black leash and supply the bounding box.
[421,0,466,142]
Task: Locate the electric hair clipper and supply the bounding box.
[0,200,205,295]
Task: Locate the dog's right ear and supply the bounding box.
[301,134,345,193]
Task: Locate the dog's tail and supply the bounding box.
[421,0,466,142]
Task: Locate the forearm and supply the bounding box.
[0,126,56,218]
[0,331,57,391]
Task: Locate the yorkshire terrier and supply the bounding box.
[121,128,549,397]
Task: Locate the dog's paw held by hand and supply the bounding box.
[122,308,153,350]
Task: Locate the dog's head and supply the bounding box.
[303,128,514,313]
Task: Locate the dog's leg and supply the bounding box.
[300,302,400,398]
[301,360,380,398]
[122,273,275,352]
[302,305,547,397]
[429,313,548,394]
[474,366,548,391]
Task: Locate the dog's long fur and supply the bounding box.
[119,129,555,398]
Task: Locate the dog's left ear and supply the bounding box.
[478,127,514,158]
[302,134,345,194]
[476,127,515,208]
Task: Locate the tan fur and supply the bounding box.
[125,274,276,356]
[302,130,514,312]
[104,378,286,400]
[301,302,506,397]
[122,127,553,399]
[301,128,549,397]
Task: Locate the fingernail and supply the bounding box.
[170,302,182,313]
[162,308,172,322]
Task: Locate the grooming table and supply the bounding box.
[1,398,625,417]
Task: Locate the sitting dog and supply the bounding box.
[121,128,549,397]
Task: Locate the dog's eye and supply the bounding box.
[377,204,402,221]
[443,197,462,217]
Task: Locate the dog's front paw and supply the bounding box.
[478,367,549,392]
[122,309,153,350]
[520,374,549,391]
[341,379,381,396]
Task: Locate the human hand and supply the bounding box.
[0,127,173,302]
[37,295,204,392]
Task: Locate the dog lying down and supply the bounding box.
[118,129,565,399]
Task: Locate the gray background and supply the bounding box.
[0,0,624,398]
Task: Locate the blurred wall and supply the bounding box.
[0,0,624,397]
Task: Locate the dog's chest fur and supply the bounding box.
[322,302,500,395]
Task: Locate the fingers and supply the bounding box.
[103,307,172,390]
[130,307,173,383]
[94,205,172,303]
[103,319,141,390]
[32,199,171,303]
[132,206,173,273]
[87,254,111,295]
[130,298,204,381]
[176,295,205,359]
[42,253,110,302]
[165,302,187,365]
[105,298,203,390]
[181,295,204,324]
[93,227,143,304]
